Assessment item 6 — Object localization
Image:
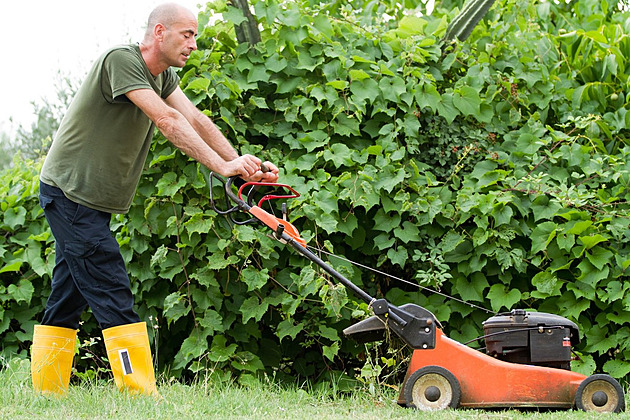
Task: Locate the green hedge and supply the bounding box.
[2,0,630,385]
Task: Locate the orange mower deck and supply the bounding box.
[399,329,587,409]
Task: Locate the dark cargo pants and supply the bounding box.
[38,181,140,330]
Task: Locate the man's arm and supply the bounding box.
[165,87,279,182]
[164,87,238,162]
[125,88,264,179]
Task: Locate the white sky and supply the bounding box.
[0,0,203,135]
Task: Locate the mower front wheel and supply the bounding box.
[403,366,461,411]
[575,374,625,413]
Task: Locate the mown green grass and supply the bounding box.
[0,358,625,420]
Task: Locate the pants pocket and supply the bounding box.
[64,240,100,259]
[64,239,119,290]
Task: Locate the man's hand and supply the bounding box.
[224,156,278,182]
[224,154,262,178]
[256,161,279,183]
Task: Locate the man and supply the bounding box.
[30,3,278,397]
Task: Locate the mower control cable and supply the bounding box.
[210,171,494,316]
[305,244,496,315]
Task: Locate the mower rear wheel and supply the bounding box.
[404,366,461,411]
[575,374,625,413]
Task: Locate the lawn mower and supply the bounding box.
[209,173,625,413]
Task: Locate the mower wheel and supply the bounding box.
[403,366,461,411]
[575,374,625,413]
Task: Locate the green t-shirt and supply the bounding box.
[40,44,180,214]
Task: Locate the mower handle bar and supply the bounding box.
[211,173,411,328]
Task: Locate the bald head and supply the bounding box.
[144,3,196,40]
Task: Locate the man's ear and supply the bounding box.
[154,23,167,41]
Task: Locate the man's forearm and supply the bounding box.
[155,109,229,173]
[188,110,239,162]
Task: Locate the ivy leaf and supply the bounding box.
[440,231,464,253]
[323,143,354,168]
[453,86,481,117]
[387,246,408,268]
[163,292,190,325]
[241,267,269,291]
[531,196,562,221]
[198,309,223,334]
[156,172,186,197]
[373,233,395,250]
[299,130,329,152]
[556,232,575,251]
[207,253,240,270]
[577,260,609,288]
[312,189,339,215]
[436,92,458,123]
[231,351,265,373]
[415,83,441,112]
[173,334,206,370]
[318,325,339,341]
[322,342,340,362]
[374,167,406,193]
[491,204,513,226]
[336,212,358,236]
[487,284,522,312]
[249,96,269,109]
[4,207,26,230]
[579,234,608,249]
[350,78,380,106]
[240,296,269,323]
[572,354,596,376]
[0,308,9,335]
[530,221,557,254]
[222,6,247,25]
[603,359,630,379]
[567,220,594,235]
[183,214,213,235]
[266,53,288,73]
[603,281,626,303]
[515,133,543,155]
[584,325,616,354]
[349,69,370,81]
[397,16,428,36]
[393,221,420,243]
[7,279,34,304]
[298,52,323,71]
[209,335,238,362]
[585,246,613,270]
[277,319,304,341]
[332,113,361,137]
[378,76,406,102]
[313,14,333,38]
[0,261,22,274]
[531,271,558,296]
[247,65,270,83]
[373,210,401,233]
[185,78,210,94]
[453,273,488,302]
[151,245,168,267]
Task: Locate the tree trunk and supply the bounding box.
[229,0,261,46]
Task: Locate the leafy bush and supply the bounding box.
[2,0,630,385]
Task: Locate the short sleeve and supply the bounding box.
[102,48,153,103]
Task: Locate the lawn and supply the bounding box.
[0,358,624,420]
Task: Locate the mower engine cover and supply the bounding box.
[482,309,579,370]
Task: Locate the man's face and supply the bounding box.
[161,14,198,68]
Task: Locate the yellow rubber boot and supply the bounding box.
[31,325,77,396]
[102,322,158,396]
